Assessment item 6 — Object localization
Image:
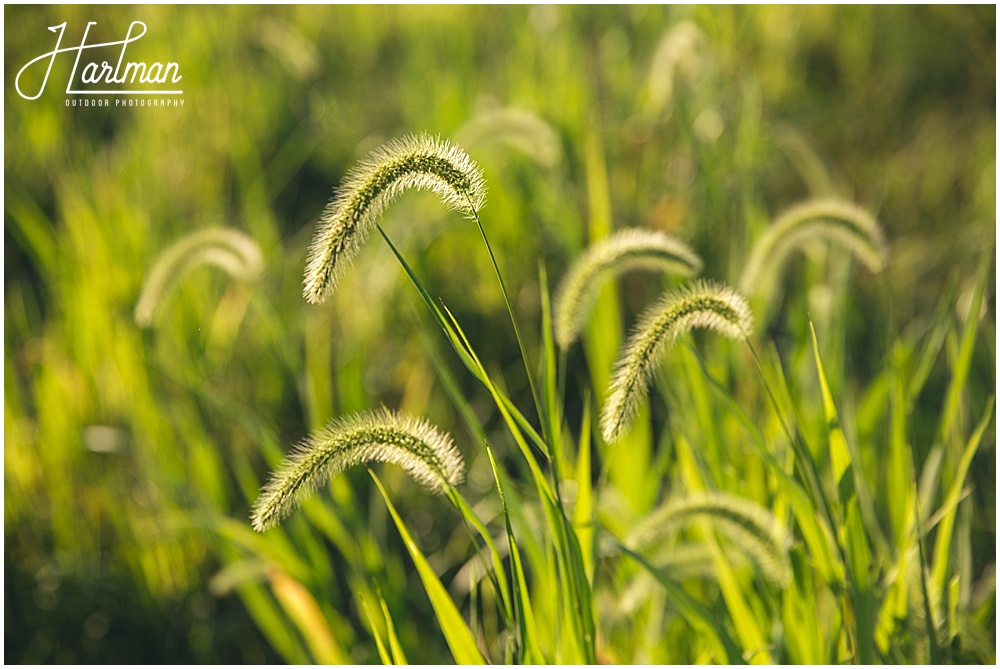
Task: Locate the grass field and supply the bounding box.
[4,5,995,663]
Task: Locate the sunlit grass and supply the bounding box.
[5,4,994,664]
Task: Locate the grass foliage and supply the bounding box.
[5,5,995,664]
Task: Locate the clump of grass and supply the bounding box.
[628,492,792,587]
[303,133,486,304]
[553,228,703,350]
[601,280,752,444]
[251,409,465,532]
[739,198,888,295]
[134,227,263,327]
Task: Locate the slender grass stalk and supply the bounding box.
[134,227,263,327]
[251,409,464,532]
[739,198,888,294]
[303,134,486,303]
[553,228,703,350]
[601,280,753,444]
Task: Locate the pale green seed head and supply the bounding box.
[628,492,792,587]
[134,227,263,328]
[455,107,563,168]
[739,198,888,295]
[554,229,703,350]
[251,409,465,532]
[601,280,752,444]
[303,133,486,304]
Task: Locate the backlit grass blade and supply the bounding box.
[486,444,544,664]
[930,397,994,608]
[358,593,393,664]
[379,588,409,665]
[378,225,551,460]
[370,472,487,664]
[268,567,349,664]
[708,539,775,664]
[614,540,744,664]
[810,321,875,663]
[445,487,514,629]
[936,251,991,448]
[573,393,595,579]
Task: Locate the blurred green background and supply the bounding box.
[5,5,994,663]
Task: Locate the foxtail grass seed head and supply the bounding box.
[601,280,752,444]
[645,21,705,117]
[134,227,263,327]
[554,229,703,349]
[454,107,563,168]
[739,198,888,294]
[251,409,465,532]
[628,492,792,587]
[303,134,486,304]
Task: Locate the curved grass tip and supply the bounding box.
[554,228,703,350]
[303,133,486,304]
[251,409,465,532]
[628,492,792,587]
[739,198,888,294]
[134,227,263,328]
[601,280,752,444]
[454,107,563,168]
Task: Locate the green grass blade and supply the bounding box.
[930,397,994,605]
[936,251,991,447]
[485,444,545,663]
[235,580,311,663]
[379,590,409,665]
[358,592,393,664]
[615,540,744,664]
[445,487,514,628]
[708,539,774,664]
[472,209,546,444]
[370,472,487,664]
[268,568,350,664]
[573,393,595,579]
[809,320,875,663]
[538,261,565,480]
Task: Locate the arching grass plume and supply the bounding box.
[251,409,465,532]
[601,280,752,444]
[553,228,702,350]
[303,134,486,304]
[628,492,792,587]
[739,198,888,294]
[645,21,705,117]
[455,107,563,168]
[134,227,263,328]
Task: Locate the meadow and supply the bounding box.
[4,5,995,663]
